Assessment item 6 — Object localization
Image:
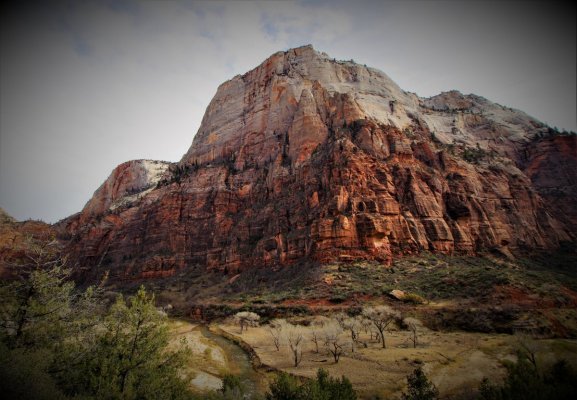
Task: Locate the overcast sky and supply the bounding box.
[1,0,575,223]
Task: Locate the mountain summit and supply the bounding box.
[62,45,576,282]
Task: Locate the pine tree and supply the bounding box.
[81,286,191,399]
[402,367,439,400]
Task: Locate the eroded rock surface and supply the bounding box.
[61,45,576,282]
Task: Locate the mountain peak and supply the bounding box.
[181,46,411,167]
[63,47,576,281]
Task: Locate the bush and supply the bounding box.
[266,369,357,400]
[402,367,439,400]
[479,352,577,400]
[403,293,427,305]
[266,372,301,400]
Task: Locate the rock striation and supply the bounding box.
[61,45,576,282]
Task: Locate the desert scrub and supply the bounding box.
[403,293,427,305]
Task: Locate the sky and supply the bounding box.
[1,0,575,223]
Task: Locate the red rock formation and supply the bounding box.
[0,208,58,279]
[522,135,577,229]
[61,45,576,282]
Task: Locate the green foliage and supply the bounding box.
[219,374,247,399]
[403,292,426,305]
[0,264,92,398]
[266,369,357,400]
[401,367,439,400]
[479,351,577,400]
[68,286,192,399]
[266,372,302,400]
[0,262,193,399]
[0,263,74,349]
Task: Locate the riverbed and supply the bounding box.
[169,320,270,397]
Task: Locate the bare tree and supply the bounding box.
[286,324,304,367]
[323,322,346,363]
[234,311,260,333]
[404,317,422,348]
[309,317,328,354]
[516,334,541,369]
[337,315,361,352]
[310,329,321,353]
[268,319,285,351]
[363,306,400,349]
[361,317,372,335]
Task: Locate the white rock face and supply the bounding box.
[181,45,419,165]
[419,91,546,156]
[82,159,171,216]
[181,45,546,167]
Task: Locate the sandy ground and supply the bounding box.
[168,320,227,393]
[218,318,577,399]
[168,319,271,396]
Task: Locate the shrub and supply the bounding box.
[402,367,439,400]
[266,369,357,400]
[479,351,577,400]
[403,293,427,305]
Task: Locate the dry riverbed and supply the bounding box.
[168,320,271,396]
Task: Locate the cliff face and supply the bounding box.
[0,208,57,279]
[62,45,576,282]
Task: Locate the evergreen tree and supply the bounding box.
[0,257,96,399]
[0,260,193,400]
[266,369,357,400]
[402,367,439,400]
[78,286,192,399]
[266,372,302,400]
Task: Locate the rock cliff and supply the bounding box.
[61,45,576,282]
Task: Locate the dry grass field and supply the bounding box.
[217,317,577,399]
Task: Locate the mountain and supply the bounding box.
[60,45,576,283]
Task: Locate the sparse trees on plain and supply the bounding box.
[286,324,304,367]
[268,320,285,351]
[309,317,329,354]
[404,317,422,348]
[363,306,400,349]
[234,311,260,333]
[323,322,346,363]
[310,329,321,353]
[360,317,372,335]
[337,315,361,352]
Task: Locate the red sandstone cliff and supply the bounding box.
[60,45,576,282]
[0,208,58,279]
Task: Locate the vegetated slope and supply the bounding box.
[0,208,58,279]
[59,45,576,284]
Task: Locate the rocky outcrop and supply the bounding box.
[62,45,576,282]
[0,209,57,278]
[79,159,170,220]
